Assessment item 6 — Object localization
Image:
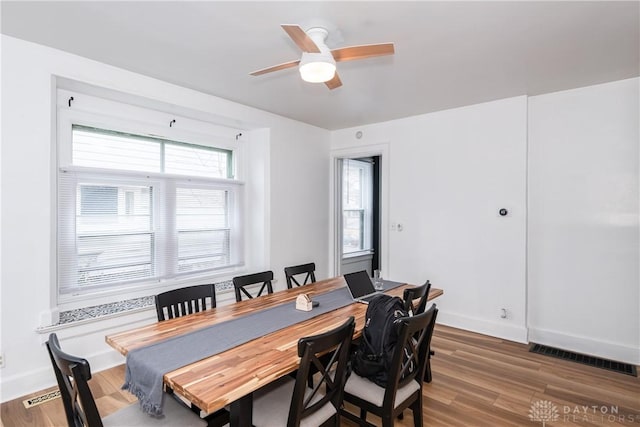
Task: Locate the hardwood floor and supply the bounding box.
[2,325,638,426]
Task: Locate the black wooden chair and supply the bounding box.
[252,317,355,427]
[284,261,321,386]
[403,280,435,383]
[284,262,316,289]
[154,284,216,321]
[341,305,438,427]
[45,333,206,427]
[232,271,274,302]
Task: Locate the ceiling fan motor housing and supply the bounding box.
[298,27,336,83]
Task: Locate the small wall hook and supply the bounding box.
[169,119,176,128]
[68,97,74,107]
[235,133,243,140]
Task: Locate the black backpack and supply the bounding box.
[352,294,411,387]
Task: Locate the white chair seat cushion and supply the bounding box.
[344,373,420,409]
[103,393,207,427]
[252,376,337,427]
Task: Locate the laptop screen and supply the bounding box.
[344,270,375,298]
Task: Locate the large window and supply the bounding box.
[342,159,373,255]
[57,95,243,297]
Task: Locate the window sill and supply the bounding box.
[37,281,235,333]
[36,302,155,333]
[342,251,374,260]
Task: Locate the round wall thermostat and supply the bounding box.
[499,208,508,216]
[355,131,363,139]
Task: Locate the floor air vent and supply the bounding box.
[22,389,61,409]
[530,344,637,377]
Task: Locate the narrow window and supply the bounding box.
[342,159,373,255]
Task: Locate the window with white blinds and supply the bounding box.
[58,123,242,295]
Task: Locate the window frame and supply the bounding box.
[56,89,245,302]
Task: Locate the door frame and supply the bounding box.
[329,143,390,277]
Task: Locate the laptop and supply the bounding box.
[344,270,383,304]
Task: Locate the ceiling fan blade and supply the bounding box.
[281,24,321,53]
[325,72,342,90]
[331,43,395,62]
[250,59,300,76]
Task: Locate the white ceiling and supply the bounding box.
[2,1,638,130]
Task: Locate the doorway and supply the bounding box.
[337,156,381,276]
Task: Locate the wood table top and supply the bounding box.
[105,276,443,414]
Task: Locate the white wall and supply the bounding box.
[268,121,330,283]
[528,78,639,364]
[0,35,330,402]
[331,97,529,343]
[331,79,640,365]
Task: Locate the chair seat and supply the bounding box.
[344,373,420,409]
[103,393,207,427]
[252,376,337,427]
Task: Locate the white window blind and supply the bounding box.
[176,187,231,273]
[58,124,242,295]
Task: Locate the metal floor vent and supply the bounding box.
[22,389,61,409]
[530,343,637,377]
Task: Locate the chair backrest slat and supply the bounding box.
[46,333,104,427]
[402,280,431,316]
[155,284,216,321]
[284,263,316,289]
[288,317,355,426]
[383,304,438,412]
[232,271,274,302]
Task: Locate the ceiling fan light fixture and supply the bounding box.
[250,24,394,90]
[299,52,336,83]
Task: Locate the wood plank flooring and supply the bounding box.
[2,325,638,426]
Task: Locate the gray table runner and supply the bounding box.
[123,280,404,415]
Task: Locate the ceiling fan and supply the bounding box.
[250,24,394,90]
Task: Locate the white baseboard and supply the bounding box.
[0,347,126,403]
[528,327,640,365]
[1,366,57,403]
[1,309,155,403]
[437,310,528,343]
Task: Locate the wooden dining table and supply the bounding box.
[105,276,443,427]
